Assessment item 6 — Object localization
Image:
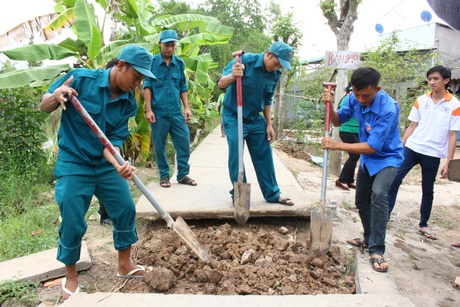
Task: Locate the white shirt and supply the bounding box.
[405,91,460,158]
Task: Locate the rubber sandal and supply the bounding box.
[278,197,294,206]
[61,277,80,297]
[451,242,460,248]
[178,175,197,186]
[346,237,367,248]
[369,257,388,273]
[419,229,437,240]
[116,265,153,279]
[160,177,171,188]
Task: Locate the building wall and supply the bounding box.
[435,24,460,63]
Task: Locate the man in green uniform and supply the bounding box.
[217,42,294,206]
[40,45,155,298]
[144,30,197,188]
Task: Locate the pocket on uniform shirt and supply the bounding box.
[75,99,102,127]
[172,72,181,87]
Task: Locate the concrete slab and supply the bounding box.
[136,127,312,221]
[0,241,91,283]
[59,292,414,307]
[355,251,400,295]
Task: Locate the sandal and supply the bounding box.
[278,197,294,206]
[160,177,171,188]
[116,265,153,279]
[369,257,388,273]
[419,229,437,240]
[178,175,197,186]
[61,277,80,298]
[346,237,367,248]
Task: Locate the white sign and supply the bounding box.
[324,50,361,69]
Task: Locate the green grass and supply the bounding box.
[341,201,354,210]
[0,204,59,261]
[0,162,59,262]
[345,253,356,274]
[0,280,40,306]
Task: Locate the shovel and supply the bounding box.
[310,82,337,257]
[65,94,210,263]
[232,50,251,225]
[448,159,460,182]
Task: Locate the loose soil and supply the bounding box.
[30,141,460,306]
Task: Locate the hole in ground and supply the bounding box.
[124,217,356,295]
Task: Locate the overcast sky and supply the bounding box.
[0,0,445,60]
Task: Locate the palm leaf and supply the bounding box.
[73,0,102,60]
[0,64,71,89]
[1,44,78,61]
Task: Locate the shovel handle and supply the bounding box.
[64,94,175,228]
[235,55,243,108]
[323,83,336,133]
[233,52,245,181]
[320,82,337,204]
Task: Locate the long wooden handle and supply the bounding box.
[65,94,175,228]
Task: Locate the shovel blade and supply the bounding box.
[234,182,251,224]
[310,209,333,257]
[448,159,460,182]
[310,209,322,253]
[173,216,210,263]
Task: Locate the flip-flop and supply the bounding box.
[419,229,437,240]
[61,277,80,297]
[178,176,197,186]
[116,265,153,279]
[160,177,171,188]
[369,257,388,273]
[346,237,367,248]
[451,242,460,248]
[278,197,294,206]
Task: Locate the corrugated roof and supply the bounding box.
[447,57,460,80]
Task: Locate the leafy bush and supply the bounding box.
[0,87,58,261]
[0,87,53,217]
[0,87,48,178]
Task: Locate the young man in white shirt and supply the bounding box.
[388,66,460,240]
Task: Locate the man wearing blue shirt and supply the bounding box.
[144,30,196,188]
[321,67,404,273]
[40,45,155,298]
[217,42,295,206]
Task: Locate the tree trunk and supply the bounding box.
[274,69,288,138]
[320,0,360,177]
[329,68,348,176]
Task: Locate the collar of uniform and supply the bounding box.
[158,54,178,66]
[357,90,384,114]
[427,90,453,102]
[254,52,264,70]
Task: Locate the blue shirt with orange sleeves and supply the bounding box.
[338,90,404,176]
[220,52,281,121]
[143,54,188,117]
[47,68,137,173]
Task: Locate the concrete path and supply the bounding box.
[0,126,414,306]
[136,126,311,221]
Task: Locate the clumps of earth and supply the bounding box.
[123,218,355,295]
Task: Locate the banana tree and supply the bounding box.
[0,0,233,162]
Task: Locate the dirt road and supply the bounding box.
[277,148,460,307]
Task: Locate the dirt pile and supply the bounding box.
[123,218,355,295]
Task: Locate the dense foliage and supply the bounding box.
[0,88,48,173]
[0,87,58,262]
